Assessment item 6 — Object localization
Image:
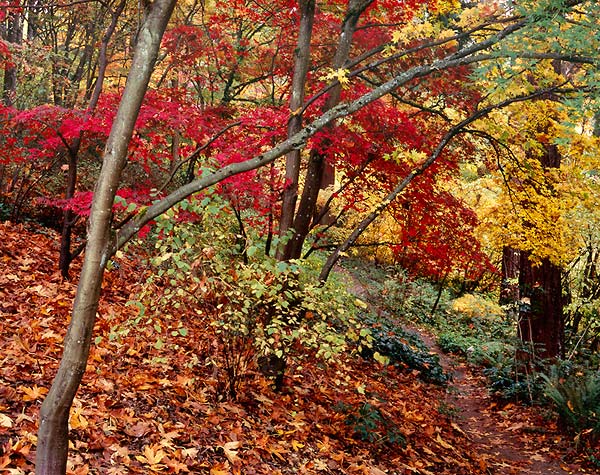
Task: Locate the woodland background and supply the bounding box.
[0,0,599,474]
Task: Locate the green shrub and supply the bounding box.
[437,332,506,366]
[381,274,450,325]
[360,314,449,385]
[132,194,363,398]
[483,353,543,403]
[541,367,600,439]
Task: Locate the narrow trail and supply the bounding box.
[341,267,589,475]
[416,327,579,475]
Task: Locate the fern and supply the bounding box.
[541,367,600,437]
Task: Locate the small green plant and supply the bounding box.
[541,367,600,441]
[337,401,405,446]
[360,314,449,385]
[437,400,460,418]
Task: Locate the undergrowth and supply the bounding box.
[126,194,364,399]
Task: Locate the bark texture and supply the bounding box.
[35,2,176,473]
[276,0,315,260]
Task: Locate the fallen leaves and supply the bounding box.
[0,222,595,474]
[18,385,48,402]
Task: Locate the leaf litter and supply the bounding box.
[0,221,595,474]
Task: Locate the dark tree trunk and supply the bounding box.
[2,9,22,106]
[500,247,520,303]
[276,0,315,260]
[281,0,373,261]
[517,141,564,361]
[500,246,521,321]
[58,0,126,279]
[518,252,564,360]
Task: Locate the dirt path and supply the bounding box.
[419,332,572,475]
[415,327,582,475]
[340,267,589,475]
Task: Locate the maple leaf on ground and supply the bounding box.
[220,440,241,464]
[135,444,168,469]
[209,462,230,475]
[0,413,13,428]
[124,420,152,437]
[18,385,48,401]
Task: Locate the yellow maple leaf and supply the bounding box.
[291,440,305,451]
[19,385,48,402]
[0,412,13,428]
[220,440,240,464]
[210,462,230,475]
[135,444,167,467]
[69,408,89,430]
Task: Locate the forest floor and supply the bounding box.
[0,221,597,474]
[336,267,595,475]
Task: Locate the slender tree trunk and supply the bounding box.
[2,9,22,107]
[283,0,373,260]
[500,246,521,319]
[58,0,127,279]
[276,0,315,260]
[35,2,176,473]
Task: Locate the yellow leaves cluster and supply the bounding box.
[479,156,583,267]
[468,86,600,268]
[455,1,500,29]
[451,293,503,320]
[435,0,461,16]
[320,68,350,88]
[392,22,437,45]
[388,1,503,55]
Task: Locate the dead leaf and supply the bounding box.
[135,444,167,467]
[369,466,387,475]
[210,462,230,475]
[19,385,48,402]
[435,434,455,450]
[69,408,89,430]
[220,440,240,464]
[291,439,304,451]
[124,421,152,437]
[0,413,13,428]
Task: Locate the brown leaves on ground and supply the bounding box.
[0,221,594,474]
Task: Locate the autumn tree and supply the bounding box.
[35,1,177,472]
[18,1,600,473]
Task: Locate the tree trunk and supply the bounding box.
[517,142,564,361]
[518,252,564,360]
[282,0,373,260]
[58,0,127,279]
[500,246,521,320]
[35,2,176,473]
[2,9,22,107]
[276,0,315,260]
